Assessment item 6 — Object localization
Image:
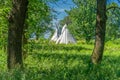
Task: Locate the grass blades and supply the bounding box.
[0,40,120,80]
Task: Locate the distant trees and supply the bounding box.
[7,0,28,69]
[64,0,96,43]
[27,0,52,40]
[106,3,120,40]
[62,0,120,43]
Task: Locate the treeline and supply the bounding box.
[61,0,120,43]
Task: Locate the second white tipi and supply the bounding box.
[56,24,76,44]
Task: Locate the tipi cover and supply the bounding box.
[51,28,59,41]
[56,24,76,44]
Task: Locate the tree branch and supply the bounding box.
[106,6,120,11]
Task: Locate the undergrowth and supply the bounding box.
[0,40,120,80]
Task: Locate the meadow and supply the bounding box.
[0,40,120,80]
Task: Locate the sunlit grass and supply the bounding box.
[0,40,120,80]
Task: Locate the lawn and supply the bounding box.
[0,40,120,80]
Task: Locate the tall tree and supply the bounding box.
[91,0,107,64]
[7,0,28,69]
[63,0,96,43]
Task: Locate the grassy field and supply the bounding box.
[0,40,120,80]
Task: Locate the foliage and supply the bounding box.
[61,0,96,43]
[0,0,11,49]
[106,2,120,40]
[26,0,52,39]
[61,1,120,43]
[0,40,120,80]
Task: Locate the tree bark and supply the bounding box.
[91,0,107,64]
[7,0,28,69]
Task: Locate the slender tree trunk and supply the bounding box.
[91,0,107,64]
[7,0,28,69]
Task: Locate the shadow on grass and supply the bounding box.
[24,52,120,80]
[29,44,92,51]
[1,51,120,80]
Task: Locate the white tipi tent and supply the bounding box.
[50,28,59,41]
[56,24,76,44]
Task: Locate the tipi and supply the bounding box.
[56,24,76,44]
[51,28,59,41]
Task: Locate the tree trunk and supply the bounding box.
[7,0,28,69]
[91,0,107,64]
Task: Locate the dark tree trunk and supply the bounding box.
[7,0,28,69]
[91,0,107,64]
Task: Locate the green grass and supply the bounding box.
[0,40,120,80]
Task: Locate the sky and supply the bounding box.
[48,0,120,23]
[113,0,120,3]
[48,0,76,24]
